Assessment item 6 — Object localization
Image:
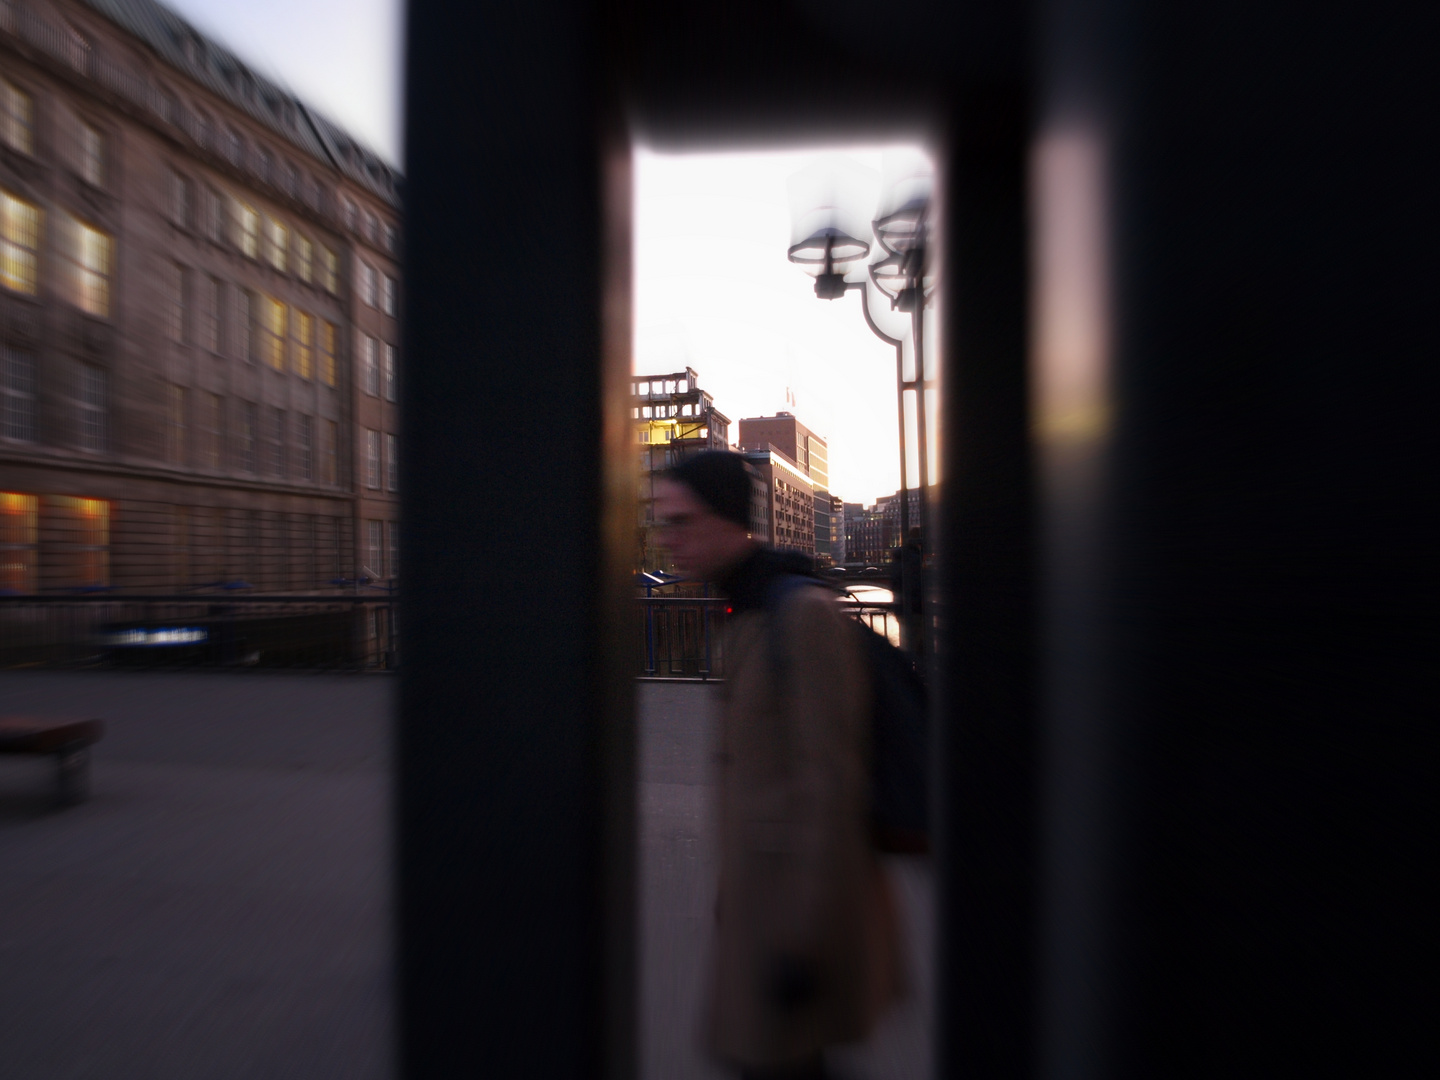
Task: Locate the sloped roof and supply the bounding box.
[78,0,400,208]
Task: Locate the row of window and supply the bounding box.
[165,174,399,316]
[1,347,107,451]
[160,384,340,483]
[161,266,343,384]
[632,378,690,396]
[1,188,111,313]
[4,68,397,255]
[635,403,704,419]
[362,428,399,492]
[2,77,107,187]
[0,494,376,593]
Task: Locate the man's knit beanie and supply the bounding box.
[664,451,752,531]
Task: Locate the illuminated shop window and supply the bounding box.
[0,491,39,594]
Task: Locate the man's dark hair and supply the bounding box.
[663,451,752,531]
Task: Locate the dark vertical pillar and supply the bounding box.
[1030,0,1431,1075]
[399,2,634,1077]
[936,77,1040,1080]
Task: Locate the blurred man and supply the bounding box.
[654,451,904,1080]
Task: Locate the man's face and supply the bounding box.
[653,478,752,582]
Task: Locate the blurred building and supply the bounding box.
[828,493,845,565]
[632,366,729,571]
[845,504,895,569]
[0,0,401,593]
[741,446,814,562]
[738,410,832,565]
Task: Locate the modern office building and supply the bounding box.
[631,366,729,571]
[741,445,814,562]
[738,410,832,564]
[0,0,401,593]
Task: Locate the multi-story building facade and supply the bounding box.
[741,445,814,562]
[0,0,400,593]
[631,366,729,571]
[738,410,833,564]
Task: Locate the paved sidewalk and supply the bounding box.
[0,673,930,1079]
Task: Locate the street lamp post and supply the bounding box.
[788,158,934,652]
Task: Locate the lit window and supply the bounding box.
[365,429,380,488]
[79,123,104,186]
[51,495,109,588]
[294,311,314,379]
[320,321,338,386]
[296,235,313,283]
[234,200,259,258]
[2,345,37,443]
[321,246,338,293]
[256,296,285,369]
[0,491,39,593]
[385,433,398,491]
[0,190,40,295]
[78,363,108,452]
[1,80,33,154]
[61,216,112,316]
[383,343,396,401]
[264,218,288,272]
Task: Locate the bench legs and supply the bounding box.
[55,746,91,806]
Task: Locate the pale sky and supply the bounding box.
[160,0,404,164]
[635,147,934,506]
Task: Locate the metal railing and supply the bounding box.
[0,595,397,671]
[636,592,901,680]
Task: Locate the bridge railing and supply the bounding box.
[0,595,397,671]
[636,593,900,680]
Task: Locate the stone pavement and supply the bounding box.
[0,673,930,1079]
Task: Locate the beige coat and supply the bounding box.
[705,580,905,1068]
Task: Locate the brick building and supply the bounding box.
[0,0,400,593]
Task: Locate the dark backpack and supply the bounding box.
[766,575,931,855]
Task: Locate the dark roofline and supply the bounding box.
[78,0,401,208]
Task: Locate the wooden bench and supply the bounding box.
[0,717,105,806]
